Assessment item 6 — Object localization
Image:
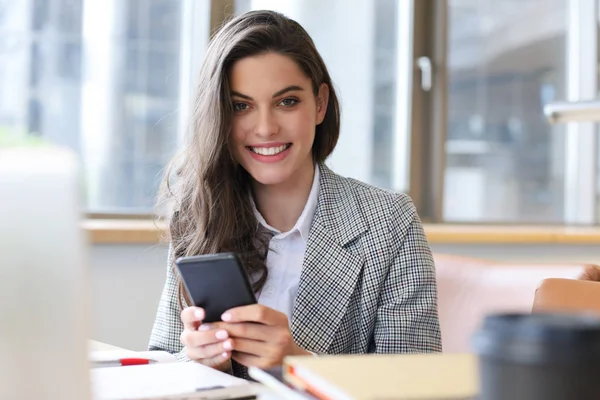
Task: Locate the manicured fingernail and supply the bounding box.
[198,324,212,331]
[222,352,229,359]
[215,330,228,340]
[221,312,232,321]
[194,309,204,320]
[223,340,232,350]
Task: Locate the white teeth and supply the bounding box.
[250,144,289,156]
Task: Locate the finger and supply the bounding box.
[221,304,284,326]
[229,337,277,358]
[181,307,205,330]
[232,351,274,369]
[187,337,235,360]
[222,322,271,341]
[201,351,231,369]
[180,325,229,348]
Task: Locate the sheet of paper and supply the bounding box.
[90,349,177,364]
[91,362,251,400]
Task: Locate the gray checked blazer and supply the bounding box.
[149,164,442,376]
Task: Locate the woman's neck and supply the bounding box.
[252,163,316,233]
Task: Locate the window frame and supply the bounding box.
[409,0,448,222]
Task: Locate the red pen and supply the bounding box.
[92,358,158,368]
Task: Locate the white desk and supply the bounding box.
[89,340,125,352]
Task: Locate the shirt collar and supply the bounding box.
[252,164,320,242]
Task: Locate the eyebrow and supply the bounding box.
[231,85,305,101]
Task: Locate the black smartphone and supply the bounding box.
[175,253,257,323]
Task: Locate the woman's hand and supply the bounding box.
[179,307,233,372]
[220,304,311,369]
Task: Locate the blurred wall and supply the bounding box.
[89,244,168,351]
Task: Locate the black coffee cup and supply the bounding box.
[472,312,600,400]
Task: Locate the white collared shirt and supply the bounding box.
[252,164,320,323]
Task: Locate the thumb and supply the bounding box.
[181,307,205,330]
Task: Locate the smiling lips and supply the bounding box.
[247,143,292,163]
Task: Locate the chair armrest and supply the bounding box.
[533,278,600,314]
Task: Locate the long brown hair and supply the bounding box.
[158,10,340,300]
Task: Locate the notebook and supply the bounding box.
[91,362,258,400]
[283,353,479,400]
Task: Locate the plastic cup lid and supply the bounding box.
[472,312,600,364]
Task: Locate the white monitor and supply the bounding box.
[0,147,91,400]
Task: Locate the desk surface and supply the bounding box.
[89,340,124,352]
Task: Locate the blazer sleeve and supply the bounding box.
[372,196,443,353]
[148,245,191,361]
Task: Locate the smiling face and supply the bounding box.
[228,52,328,188]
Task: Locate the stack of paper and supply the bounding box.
[90,349,177,366]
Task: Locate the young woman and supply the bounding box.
[149,10,442,378]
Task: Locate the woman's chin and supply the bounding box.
[241,154,313,188]
[248,169,290,187]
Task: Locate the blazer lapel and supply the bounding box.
[291,165,368,354]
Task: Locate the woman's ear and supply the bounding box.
[316,83,329,125]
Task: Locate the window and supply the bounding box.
[442,0,567,222]
[7,0,599,225]
[0,0,209,214]
[410,0,600,224]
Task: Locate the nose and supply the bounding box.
[254,108,278,138]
